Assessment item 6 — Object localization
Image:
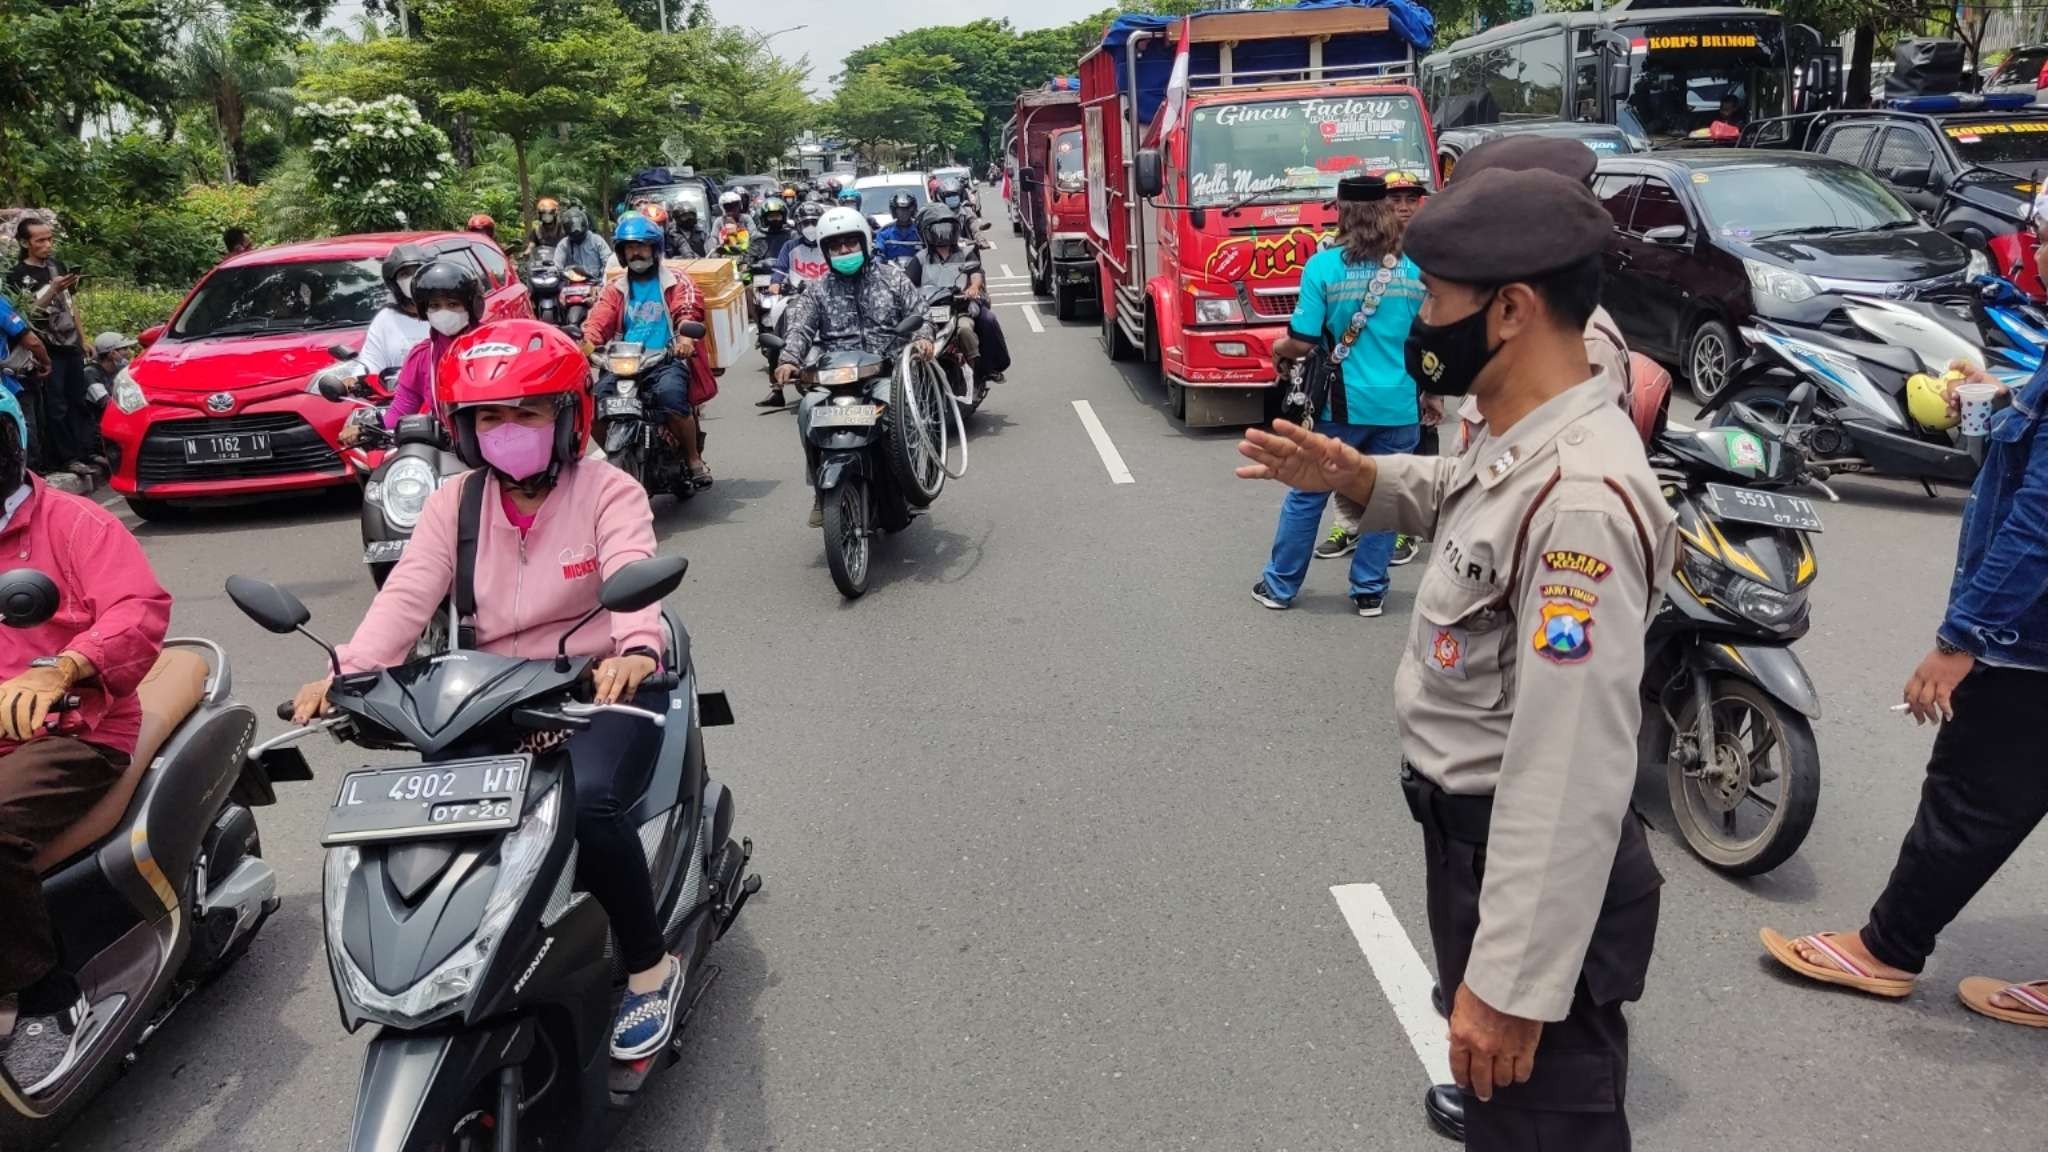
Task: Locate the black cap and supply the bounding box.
[1450,135,1598,186]
[1404,168,1610,283]
[1336,174,1387,203]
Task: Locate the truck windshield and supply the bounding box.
[1187,94,1431,206]
[1942,120,2048,165]
[1621,20,1787,143]
[1693,164,1915,238]
[1052,130,1084,190]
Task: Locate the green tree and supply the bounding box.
[0,0,174,202]
[828,66,931,166]
[175,7,300,184]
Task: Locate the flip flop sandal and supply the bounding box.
[1760,928,1915,998]
[689,465,713,490]
[1958,977,2048,1028]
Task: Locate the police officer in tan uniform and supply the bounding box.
[1237,167,1677,1151]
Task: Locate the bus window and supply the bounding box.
[1508,34,1568,121]
[1442,51,1504,128]
[1574,57,1600,120]
[1621,19,1787,144]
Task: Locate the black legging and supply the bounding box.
[566,687,667,973]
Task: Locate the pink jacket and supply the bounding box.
[336,460,665,674]
[0,477,172,757]
[384,329,455,429]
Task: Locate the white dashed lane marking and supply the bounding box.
[1070,400,1133,484]
[1331,883,1453,1085]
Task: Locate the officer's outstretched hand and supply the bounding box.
[1235,420,1369,496]
[1449,983,1542,1102]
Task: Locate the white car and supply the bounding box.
[852,172,931,232]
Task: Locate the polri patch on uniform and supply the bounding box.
[1429,625,1469,679]
[1486,446,1520,481]
[1531,601,1594,663]
[1542,550,1611,581]
[1539,582,1598,607]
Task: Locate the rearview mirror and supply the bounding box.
[1643,225,1691,246]
[139,324,165,348]
[895,309,927,337]
[676,321,706,340]
[1890,163,1933,190]
[225,575,311,635]
[1787,380,1815,412]
[1135,149,1164,199]
[0,569,60,629]
[598,554,690,614]
[978,221,992,232]
[317,378,346,402]
[328,343,358,360]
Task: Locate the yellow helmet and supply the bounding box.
[1906,373,1959,432]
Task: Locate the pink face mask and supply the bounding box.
[477,419,556,482]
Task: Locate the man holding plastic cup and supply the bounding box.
[1761,358,2048,1028]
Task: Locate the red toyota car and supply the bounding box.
[102,231,530,518]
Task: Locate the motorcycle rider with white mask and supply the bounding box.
[357,243,432,379]
[770,207,934,522]
[377,259,485,433]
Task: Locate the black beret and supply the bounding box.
[1404,167,1610,283]
[1336,174,1386,203]
[1450,135,1597,186]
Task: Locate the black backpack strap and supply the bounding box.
[453,469,488,649]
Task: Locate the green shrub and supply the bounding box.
[76,283,188,341]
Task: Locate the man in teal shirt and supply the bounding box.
[1254,174,1426,617]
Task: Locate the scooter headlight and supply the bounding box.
[1681,547,1805,632]
[325,785,561,1028]
[376,456,439,530]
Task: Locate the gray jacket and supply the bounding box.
[553,232,613,279]
[776,260,931,366]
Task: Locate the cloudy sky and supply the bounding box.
[705,0,1113,94]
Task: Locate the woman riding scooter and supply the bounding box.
[339,259,483,445]
[291,319,691,1062]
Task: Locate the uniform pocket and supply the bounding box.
[1413,574,1510,709]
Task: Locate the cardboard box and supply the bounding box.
[701,281,750,372]
[677,258,738,293]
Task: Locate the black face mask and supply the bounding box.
[1404,292,1499,397]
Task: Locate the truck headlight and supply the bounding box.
[1744,259,1818,303]
[326,785,560,1028]
[1192,297,1244,325]
[112,366,146,414]
[379,455,439,530]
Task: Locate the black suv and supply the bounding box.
[1741,99,2048,287]
[1592,150,1979,401]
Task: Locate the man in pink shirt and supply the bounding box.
[0,388,170,1087]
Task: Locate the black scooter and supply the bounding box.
[527,256,563,327]
[1639,391,1831,876]
[760,313,947,598]
[224,554,757,1152]
[0,571,310,1150]
[594,322,707,500]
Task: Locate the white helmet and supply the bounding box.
[816,206,873,258]
[719,189,742,208]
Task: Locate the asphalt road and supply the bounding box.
[53,234,2047,1152]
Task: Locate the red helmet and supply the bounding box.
[438,320,592,476]
[467,213,497,235]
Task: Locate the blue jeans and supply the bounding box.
[1260,422,1421,602]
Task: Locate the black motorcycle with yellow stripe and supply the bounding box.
[1639,389,1831,876]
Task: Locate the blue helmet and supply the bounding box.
[613,212,662,246]
[836,185,862,204]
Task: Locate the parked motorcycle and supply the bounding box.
[593,321,707,499]
[1703,318,1985,486]
[223,555,757,1152]
[1640,394,1829,875]
[527,255,564,326]
[0,570,310,1149]
[760,312,950,599]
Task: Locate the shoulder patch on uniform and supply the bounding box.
[1429,625,1469,679]
[1539,582,1598,606]
[1531,601,1594,663]
[1542,550,1611,581]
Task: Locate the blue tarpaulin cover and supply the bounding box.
[1096,0,1436,126]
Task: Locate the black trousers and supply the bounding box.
[971,304,1011,377]
[39,347,93,468]
[565,689,668,974]
[0,737,124,996]
[1862,665,2048,973]
[1416,783,1661,1152]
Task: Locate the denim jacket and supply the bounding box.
[1941,368,2048,670]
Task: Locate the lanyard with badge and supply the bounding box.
[1281,253,1399,429]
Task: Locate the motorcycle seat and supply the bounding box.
[33,647,209,874]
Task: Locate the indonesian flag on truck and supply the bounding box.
[1158,16,1192,136]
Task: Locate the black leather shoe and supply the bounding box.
[1431,982,1448,1018]
[1424,1084,1466,1142]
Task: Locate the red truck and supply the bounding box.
[1011,85,1097,320]
[1078,0,1438,425]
